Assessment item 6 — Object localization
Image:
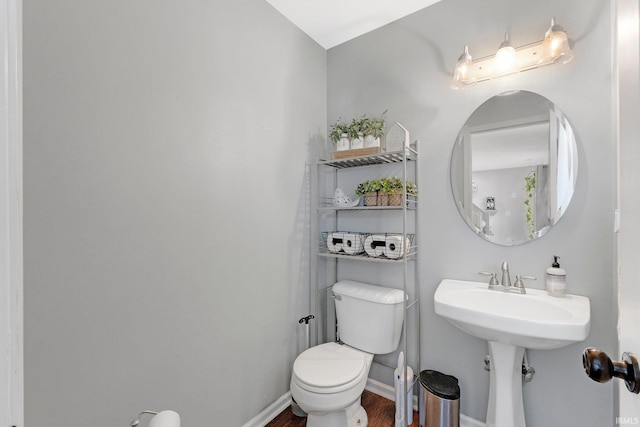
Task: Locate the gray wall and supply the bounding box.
[328,0,615,425]
[23,0,325,425]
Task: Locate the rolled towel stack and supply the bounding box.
[325,232,414,259]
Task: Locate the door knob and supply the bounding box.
[582,347,640,394]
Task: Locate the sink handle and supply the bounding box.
[513,275,536,287]
[479,271,499,288]
[583,347,640,394]
[513,275,536,294]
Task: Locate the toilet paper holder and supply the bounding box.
[583,347,640,394]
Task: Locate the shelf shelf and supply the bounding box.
[318,146,417,169]
[318,195,417,211]
[311,136,419,413]
[318,205,417,212]
[317,250,418,263]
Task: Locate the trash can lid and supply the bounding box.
[420,370,460,400]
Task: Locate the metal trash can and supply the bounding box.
[419,370,460,427]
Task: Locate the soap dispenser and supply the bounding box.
[546,255,566,296]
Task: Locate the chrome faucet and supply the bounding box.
[501,262,511,287]
[479,262,536,294]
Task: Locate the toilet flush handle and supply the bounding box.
[583,347,640,394]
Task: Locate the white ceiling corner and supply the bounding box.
[264,0,442,49]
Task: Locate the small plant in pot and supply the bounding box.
[349,118,365,149]
[358,179,381,206]
[383,176,405,206]
[360,111,387,148]
[329,118,351,151]
[377,177,397,206]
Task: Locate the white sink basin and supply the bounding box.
[434,279,591,350]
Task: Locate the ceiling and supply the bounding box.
[264,0,442,49]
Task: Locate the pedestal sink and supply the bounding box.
[434,279,590,427]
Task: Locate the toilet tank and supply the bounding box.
[332,280,405,354]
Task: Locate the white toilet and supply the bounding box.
[290,279,405,427]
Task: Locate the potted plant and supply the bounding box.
[359,179,381,206]
[360,111,386,148]
[377,177,395,206]
[384,176,404,206]
[329,118,351,151]
[348,118,364,149]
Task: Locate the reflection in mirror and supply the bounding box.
[451,91,578,246]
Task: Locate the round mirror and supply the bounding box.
[451,91,578,246]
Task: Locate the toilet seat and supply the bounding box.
[292,342,372,394]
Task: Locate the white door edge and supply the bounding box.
[0,0,24,425]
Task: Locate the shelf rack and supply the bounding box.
[310,143,420,418]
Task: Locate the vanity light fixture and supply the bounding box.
[451,18,573,89]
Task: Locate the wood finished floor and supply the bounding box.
[266,390,419,427]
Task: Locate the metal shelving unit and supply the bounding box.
[310,142,420,417]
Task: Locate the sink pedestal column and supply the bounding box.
[486,341,526,427]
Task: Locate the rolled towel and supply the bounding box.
[343,233,365,255]
[327,232,344,253]
[384,234,411,259]
[364,234,386,257]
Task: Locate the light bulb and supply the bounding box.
[494,33,517,75]
[539,18,573,64]
[451,45,476,89]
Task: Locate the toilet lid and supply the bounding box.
[293,342,370,391]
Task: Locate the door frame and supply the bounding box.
[615,0,640,421]
[0,0,24,425]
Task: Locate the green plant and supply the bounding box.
[361,179,381,194]
[406,181,418,195]
[355,182,367,197]
[348,118,363,139]
[330,111,387,142]
[524,171,536,240]
[329,118,351,143]
[359,110,387,138]
[380,176,403,194]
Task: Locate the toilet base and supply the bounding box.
[306,398,367,427]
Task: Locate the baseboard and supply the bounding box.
[365,378,418,410]
[241,391,292,427]
[365,378,485,427]
[243,382,486,427]
[460,414,486,427]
